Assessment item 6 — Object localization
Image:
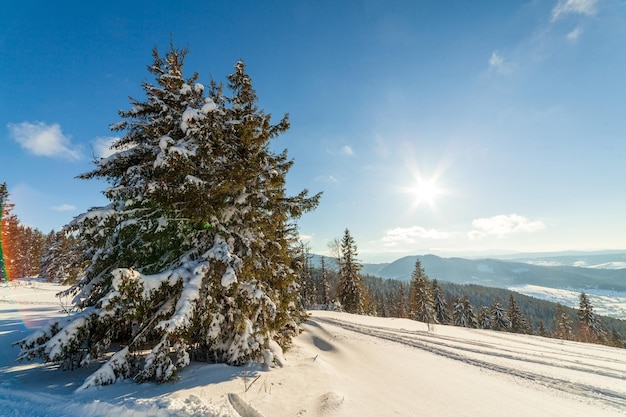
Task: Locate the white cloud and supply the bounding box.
[314,175,339,184]
[488,51,511,74]
[52,204,76,212]
[7,121,82,160]
[567,26,584,41]
[299,234,313,242]
[341,145,354,155]
[552,0,598,21]
[382,226,452,247]
[469,214,546,239]
[92,136,122,159]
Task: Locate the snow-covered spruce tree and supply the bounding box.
[15,45,320,389]
[431,279,449,324]
[477,306,492,330]
[297,242,317,309]
[452,296,477,328]
[395,283,408,318]
[507,294,532,334]
[553,303,574,340]
[337,228,365,314]
[0,182,11,281]
[40,231,86,284]
[408,259,435,323]
[319,256,332,309]
[490,300,510,331]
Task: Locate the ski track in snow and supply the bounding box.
[310,315,626,412]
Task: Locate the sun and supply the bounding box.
[411,178,442,208]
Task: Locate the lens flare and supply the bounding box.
[0,197,8,283]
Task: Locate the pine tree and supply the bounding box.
[0,183,11,282]
[40,231,86,284]
[16,44,320,388]
[577,292,605,343]
[554,303,574,340]
[477,306,492,329]
[319,256,332,309]
[490,300,511,331]
[508,295,532,334]
[337,229,365,314]
[1,185,48,280]
[452,296,477,328]
[408,259,434,323]
[297,242,317,309]
[0,184,20,281]
[432,279,450,324]
[395,283,408,318]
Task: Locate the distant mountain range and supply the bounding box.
[311,251,626,292]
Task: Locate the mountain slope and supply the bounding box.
[367,254,626,291]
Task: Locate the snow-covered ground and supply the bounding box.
[2,280,626,416]
[509,284,626,319]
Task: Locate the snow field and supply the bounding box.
[2,280,626,416]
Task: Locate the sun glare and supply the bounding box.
[411,178,441,208]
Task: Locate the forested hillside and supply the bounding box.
[299,249,626,348]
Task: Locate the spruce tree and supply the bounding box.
[337,228,365,314]
[396,283,408,318]
[554,303,574,340]
[508,295,532,334]
[319,256,331,309]
[0,184,18,281]
[477,306,492,329]
[297,243,316,309]
[452,296,477,328]
[0,183,10,282]
[577,292,605,343]
[432,279,450,324]
[16,44,320,388]
[40,231,86,284]
[408,259,434,323]
[490,300,511,331]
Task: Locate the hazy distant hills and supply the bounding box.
[312,251,626,292]
[497,251,626,269]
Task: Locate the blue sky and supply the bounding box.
[2,0,625,262]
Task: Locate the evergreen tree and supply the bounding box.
[508,295,532,334]
[408,259,434,323]
[452,296,477,328]
[297,243,316,309]
[319,256,331,309]
[554,303,574,340]
[40,231,86,284]
[0,183,11,282]
[490,300,510,331]
[395,283,408,318]
[16,44,320,388]
[577,292,605,343]
[1,184,18,281]
[0,187,46,280]
[432,279,450,324]
[337,229,365,314]
[477,306,492,329]
[537,319,549,337]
